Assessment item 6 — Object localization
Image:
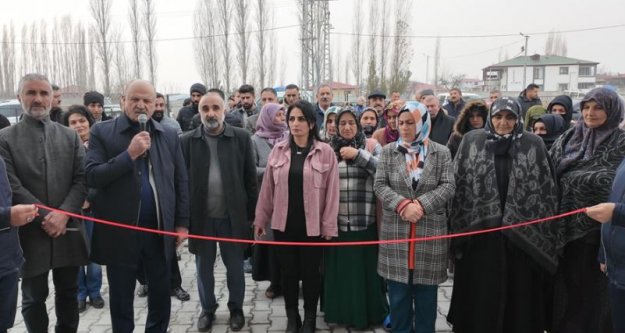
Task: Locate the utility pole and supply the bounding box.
[423,54,430,84]
[520,32,529,89]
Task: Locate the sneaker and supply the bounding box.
[137,284,148,297]
[197,312,215,332]
[171,287,190,301]
[229,309,245,331]
[90,297,105,309]
[78,300,87,313]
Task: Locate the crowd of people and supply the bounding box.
[0,73,624,333]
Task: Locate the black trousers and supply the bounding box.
[107,233,171,333]
[274,224,323,313]
[136,248,182,289]
[0,271,19,332]
[21,266,80,333]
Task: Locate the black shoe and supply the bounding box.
[229,309,245,331]
[286,309,302,333]
[197,312,215,332]
[78,300,87,313]
[265,285,282,299]
[137,284,148,297]
[299,311,316,333]
[90,297,105,309]
[171,287,190,301]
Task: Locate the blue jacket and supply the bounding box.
[600,157,625,288]
[85,113,190,266]
[0,158,23,278]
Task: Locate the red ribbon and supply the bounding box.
[35,204,586,247]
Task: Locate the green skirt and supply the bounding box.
[323,224,388,329]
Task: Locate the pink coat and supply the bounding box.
[254,139,339,237]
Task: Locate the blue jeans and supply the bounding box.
[195,217,245,313]
[609,282,625,333]
[387,273,438,333]
[0,271,18,332]
[77,220,102,301]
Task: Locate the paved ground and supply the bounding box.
[9,245,454,332]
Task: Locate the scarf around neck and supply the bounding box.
[397,102,431,189]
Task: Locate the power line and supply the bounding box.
[0,24,300,46]
[330,23,625,39]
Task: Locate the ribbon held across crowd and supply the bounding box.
[35,203,586,247]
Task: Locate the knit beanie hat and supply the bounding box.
[190,83,207,95]
[83,91,104,106]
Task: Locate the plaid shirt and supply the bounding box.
[337,142,381,231]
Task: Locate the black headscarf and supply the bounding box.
[330,107,366,162]
[547,95,573,126]
[535,114,566,150]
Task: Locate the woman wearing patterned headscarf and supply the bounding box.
[251,103,289,299]
[374,102,455,333]
[448,97,559,333]
[550,87,625,333]
[323,107,387,329]
[372,102,402,146]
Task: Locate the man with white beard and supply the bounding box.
[180,91,258,332]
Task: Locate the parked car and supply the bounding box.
[103,104,122,118]
[438,93,483,107]
[0,99,22,125]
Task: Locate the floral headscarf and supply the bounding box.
[396,102,431,189]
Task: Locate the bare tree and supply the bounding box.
[143,0,157,85]
[545,31,568,56]
[365,0,379,93]
[193,0,221,88]
[378,3,389,92]
[433,36,441,86]
[278,47,287,87]
[1,23,17,97]
[88,27,97,90]
[216,0,232,92]
[90,0,114,96]
[388,0,412,94]
[112,29,132,94]
[128,0,142,78]
[235,0,251,84]
[351,0,364,91]
[20,25,29,75]
[267,29,277,87]
[255,0,268,87]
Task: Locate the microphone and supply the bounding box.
[138,114,148,132]
[138,114,149,159]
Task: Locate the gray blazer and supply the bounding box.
[374,141,455,285]
[0,115,88,278]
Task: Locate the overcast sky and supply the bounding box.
[1,0,624,93]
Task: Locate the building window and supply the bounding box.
[533,66,545,80]
[559,84,569,91]
[559,67,569,75]
[579,66,594,77]
[578,82,595,90]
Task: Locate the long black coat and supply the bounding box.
[429,111,455,145]
[85,113,189,266]
[181,124,258,254]
[0,115,88,278]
